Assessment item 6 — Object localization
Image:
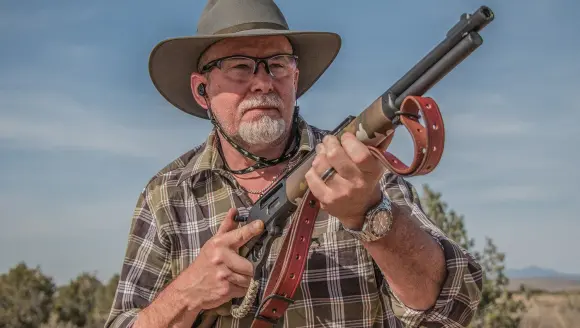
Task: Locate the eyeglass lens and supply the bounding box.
[220,55,297,80]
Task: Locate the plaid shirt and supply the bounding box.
[105,117,483,328]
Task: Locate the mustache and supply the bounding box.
[238,93,284,113]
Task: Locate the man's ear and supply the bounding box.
[293,68,300,94]
[190,72,209,110]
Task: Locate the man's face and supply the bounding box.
[191,35,299,149]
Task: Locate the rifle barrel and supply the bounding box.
[386,6,494,100]
[395,31,483,107]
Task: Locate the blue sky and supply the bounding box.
[1,0,579,285]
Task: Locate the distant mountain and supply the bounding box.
[506,266,580,280]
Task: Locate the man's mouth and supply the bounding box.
[244,107,278,114]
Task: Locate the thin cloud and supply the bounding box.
[0,3,99,32]
[441,93,535,138]
[0,192,135,239]
[0,90,200,159]
[450,114,534,137]
[475,185,549,203]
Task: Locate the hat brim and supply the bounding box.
[148,29,342,119]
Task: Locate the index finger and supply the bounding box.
[323,134,360,180]
[217,208,239,235]
[223,220,265,249]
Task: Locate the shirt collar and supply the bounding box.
[177,115,316,185]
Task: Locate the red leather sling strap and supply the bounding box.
[249,95,445,328]
[250,190,320,328]
[371,96,445,176]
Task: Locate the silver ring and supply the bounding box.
[321,168,336,181]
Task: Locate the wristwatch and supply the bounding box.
[343,194,394,242]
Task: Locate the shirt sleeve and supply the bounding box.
[104,188,174,328]
[377,173,484,327]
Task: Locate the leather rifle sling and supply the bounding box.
[250,190,320,328]
[370,96,445,177]
[248,95,444,327]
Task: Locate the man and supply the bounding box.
[105,0,483,327]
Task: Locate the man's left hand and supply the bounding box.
[305,132,384,230]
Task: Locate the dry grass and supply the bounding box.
[506,277,580,327]
[513,292,580,328]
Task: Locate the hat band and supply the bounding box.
[214,22,288,35]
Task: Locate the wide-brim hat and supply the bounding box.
[148,0,342,119]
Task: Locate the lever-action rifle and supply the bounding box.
[198,5,495,327]
[238,4,494,279]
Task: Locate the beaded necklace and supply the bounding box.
[234,159,292,196]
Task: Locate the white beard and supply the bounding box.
[238,115,286,145]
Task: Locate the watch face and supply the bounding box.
[370,210,393,236]
[344,196,394,242]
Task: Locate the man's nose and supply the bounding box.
[249,63,274,93]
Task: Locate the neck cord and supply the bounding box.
[207,102,302,175]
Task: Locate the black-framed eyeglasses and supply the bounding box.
[199,54,298,81]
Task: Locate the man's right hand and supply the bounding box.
[179,208,265,311]
[132,208,264,328]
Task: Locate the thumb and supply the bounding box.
[216,208,239,235]
[227,219,265,249]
